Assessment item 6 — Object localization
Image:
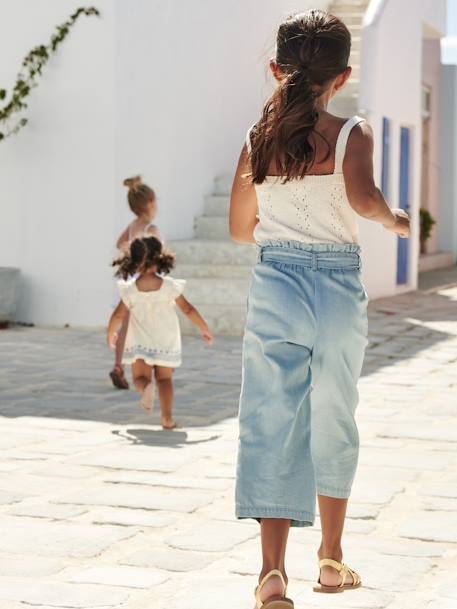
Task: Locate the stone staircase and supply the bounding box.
[169,175,256,336]
[328,0,370,117]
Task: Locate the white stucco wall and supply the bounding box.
[0,0,328,326]
[0,0,115,326]
[359,0,447,299]
[439,65,457,257]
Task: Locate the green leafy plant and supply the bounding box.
[0,7,100,141]
[419,209,436,254]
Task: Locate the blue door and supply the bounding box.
[397,127,411,285]
[381,118,391,198]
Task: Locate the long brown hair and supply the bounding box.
[123,175,156,216]
[113,237,175,280]
[250,10,351,184]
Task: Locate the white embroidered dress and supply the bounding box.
[118,276,185,367]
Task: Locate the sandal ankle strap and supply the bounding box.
[255,569,287,608]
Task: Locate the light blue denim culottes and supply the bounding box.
[236,240,369,527]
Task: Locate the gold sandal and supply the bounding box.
[255,569,294,608]
[313,558,362,594]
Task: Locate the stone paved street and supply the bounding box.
[1,280,457,609]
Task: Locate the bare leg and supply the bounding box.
[132,360,153,412]
[109,310,130,389]
[317,495,353,586]
[154,366,175,428]
[115,311,129,367]
[257,519,290,603]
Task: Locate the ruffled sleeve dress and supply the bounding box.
[118,276,186,368]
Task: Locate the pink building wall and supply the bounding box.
[421,38,442,254]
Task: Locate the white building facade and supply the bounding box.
[0,0,452,332]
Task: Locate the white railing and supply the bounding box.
[363,0,390,27]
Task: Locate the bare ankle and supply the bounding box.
[318,543,343,562]
[260,566,287,583]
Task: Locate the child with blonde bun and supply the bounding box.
[110,176,160,389]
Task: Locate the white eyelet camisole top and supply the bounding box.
[248,115,365,245]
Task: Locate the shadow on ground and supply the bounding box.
[1,268,457,432]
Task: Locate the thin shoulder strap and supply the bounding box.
[334,115,365,174]
[245,124,255,154]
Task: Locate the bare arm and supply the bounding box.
[344,123,410,238]
[176,295,213,345]
[116,227,130,251]
[229,144,259,244]
[107,300,128,347]
[146,225,161,241]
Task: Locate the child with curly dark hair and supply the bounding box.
[108,237,213,428]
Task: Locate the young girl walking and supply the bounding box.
[109,176,161,390]
[230,10,410,608]
[108,236,213,429]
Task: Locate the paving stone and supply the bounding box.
[9,503,87,519]
[0,491,28,505]
[0,517,133,558]
[0,580,131,607]
[89,509,175,532]
[166,521,259,552]
[428,601,457,609]
[0,462,22,472]
[124,547,215,571]
[400,512,457,543]
[69,566,169,588]
[297,587,393,608]
[0,556,63,576]
[360,448,453,471]
[68,447,193,472]
[377,423,457,443]
[347,503,383,519]
[421,496,457,512]
[55,485,214,513]
[161,574,252,609]
[419,484,457,499]
[30,463,99,479]
[104,471,229,491]
[350,480,404,505]
[437,586,457,600]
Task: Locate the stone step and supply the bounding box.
[194,216,230,240]
[203,195,230,217]
[329,94,360,118]
[178,304,247,336]
[351,64,360,79]
[330,0,369,8]
[344,80,360,96]
[330,11,366,25]
[175,263,253,279]
[168,239,257,266]
[346,24,363,36]
[213,175,233,196]
[183,277,250,306]
[351,37,361,53]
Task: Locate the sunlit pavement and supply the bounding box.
[1,276,457,609]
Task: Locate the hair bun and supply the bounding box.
[123,175,142,192]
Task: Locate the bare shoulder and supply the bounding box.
[347,121,374,150]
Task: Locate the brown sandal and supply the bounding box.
[313,558,362,594]
[255,570,294,608]
[109,365,129,390]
